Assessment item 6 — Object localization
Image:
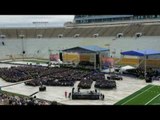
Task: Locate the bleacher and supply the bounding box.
[0,22,160,61]
[1,23,160,38]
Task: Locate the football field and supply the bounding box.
[115,84,160,105]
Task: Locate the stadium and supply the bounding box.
[0,15,160,105]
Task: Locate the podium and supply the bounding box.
[72,91,104,100]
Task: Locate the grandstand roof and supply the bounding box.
[121,50,160,56]
[62,45,108,53]
[74,15,133,20]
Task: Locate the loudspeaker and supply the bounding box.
[22,51,25,54]
[59,52,63,61]
[2,41,5,46]
[96,54,100,65]
[146,56,148,59]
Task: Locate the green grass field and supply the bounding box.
[115,84,160,105]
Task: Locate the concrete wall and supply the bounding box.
[1,36,160,60]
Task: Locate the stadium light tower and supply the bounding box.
[19,34,25,61]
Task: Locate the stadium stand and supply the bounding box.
[1,16,160,64]
[1,24,160,38]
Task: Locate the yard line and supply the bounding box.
[145,93,160,105]
[121,85,154,105]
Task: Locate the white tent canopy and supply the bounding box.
[101,68,115,73]
[119,65,135,73]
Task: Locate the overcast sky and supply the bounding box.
[0,15,75,27]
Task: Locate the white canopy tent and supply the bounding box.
[121,49,160,79]
[119,65,135,74]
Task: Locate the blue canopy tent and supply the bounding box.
[121,50,160,57]
[121,49,160,79]
[62,45,108,53]
[62,45,109,70]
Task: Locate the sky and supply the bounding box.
[0,15,75,27]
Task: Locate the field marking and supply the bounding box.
[145,93,160,105]
[121,85,154,105]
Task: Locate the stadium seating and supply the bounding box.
[1,23,160,60]
[1,24,160,38]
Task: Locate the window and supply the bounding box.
[19,35,25,39]
[117,33,123,38]
[37,34,42,38]
[0,35,6,38]
[74,34,80,38]
[93,33,99,38]
[58,34,63,38]
[135,33,142,38]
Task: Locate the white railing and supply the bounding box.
[65,19,160,28]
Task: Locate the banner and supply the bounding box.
[101,57,114,68]
[50,54,59,61]
[63,53,79,62]
[80,54,91,61]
